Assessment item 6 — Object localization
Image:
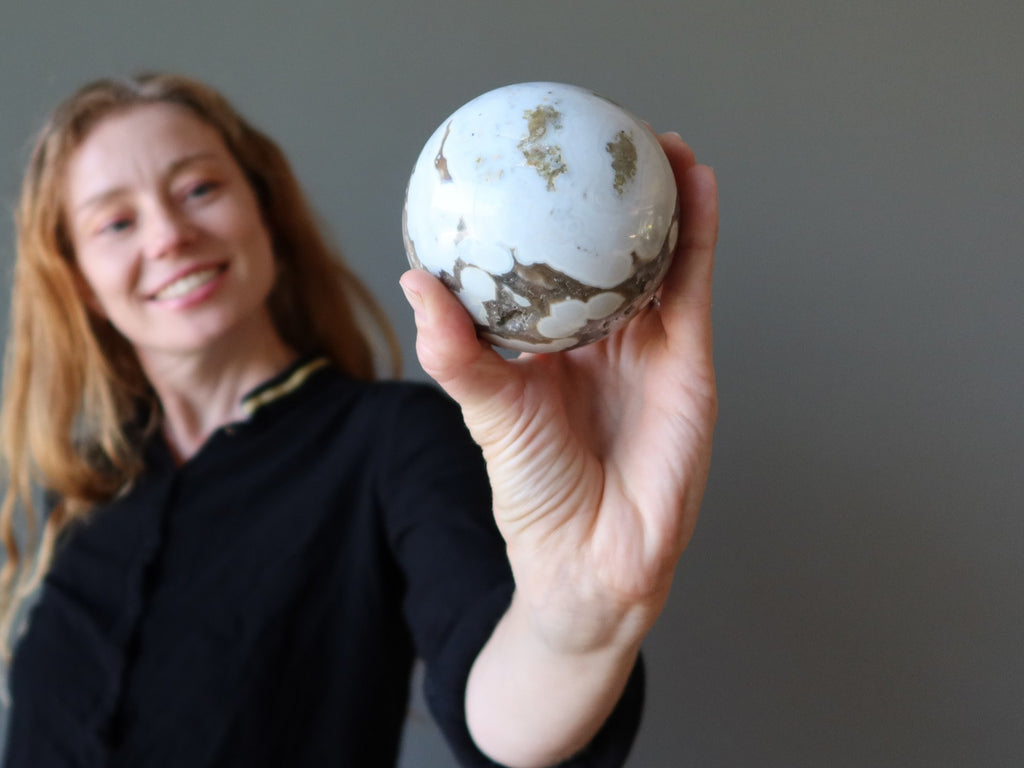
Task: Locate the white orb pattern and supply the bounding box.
[403,82,679,352]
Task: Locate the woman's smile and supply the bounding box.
[148,264,228,303]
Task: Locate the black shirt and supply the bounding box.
[3,359,643,767]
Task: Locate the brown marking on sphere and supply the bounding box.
[434,122,454,182]
[518,105,568,190]
[606,130,638,196]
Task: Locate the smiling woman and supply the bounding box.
[2,74,397,485]
[0,72,718,768]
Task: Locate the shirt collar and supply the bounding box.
[239,355,330,418]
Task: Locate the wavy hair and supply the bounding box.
[0,73,401,651]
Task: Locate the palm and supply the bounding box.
[474,290,714,605]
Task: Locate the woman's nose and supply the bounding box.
[143,203,197,259]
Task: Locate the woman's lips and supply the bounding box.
[149,265,226,301]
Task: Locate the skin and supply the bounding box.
[67,103,718,767]
[400,133,718,767]
[64,104,296,462]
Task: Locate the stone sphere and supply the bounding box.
[402,82,679,352]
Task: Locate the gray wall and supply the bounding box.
[1,1,1021,765]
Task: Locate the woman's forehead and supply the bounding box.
[65,103,231,203]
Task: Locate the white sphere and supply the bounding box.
[402,82,678,352]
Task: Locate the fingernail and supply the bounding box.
[399,277,424,318]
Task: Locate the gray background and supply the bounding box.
[1,1,1021,766]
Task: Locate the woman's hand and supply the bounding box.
[400,133,718,766]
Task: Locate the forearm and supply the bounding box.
[465,590,643,768]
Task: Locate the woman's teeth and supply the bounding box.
[153,268,221,300]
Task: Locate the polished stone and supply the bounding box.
[403,82,678,352]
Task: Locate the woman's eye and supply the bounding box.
[100,217,134,235]
[186,180,219,199]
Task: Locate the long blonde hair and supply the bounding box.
[0,73,401,649]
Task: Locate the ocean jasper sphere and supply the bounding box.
[402,82,679,353]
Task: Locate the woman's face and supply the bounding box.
[64,103,279,365]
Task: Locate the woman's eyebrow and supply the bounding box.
[73,152,223,216]
[166,151,221,176]
[74,186,128,216]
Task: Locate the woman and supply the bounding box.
[0,73,718,767]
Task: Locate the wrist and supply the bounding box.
[503,585,655,659]
[466,593,643,767]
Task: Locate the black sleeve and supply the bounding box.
[376,383,644,767]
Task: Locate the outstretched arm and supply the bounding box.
[400,133,719,768]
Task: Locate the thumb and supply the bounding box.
[399,269,520,417]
